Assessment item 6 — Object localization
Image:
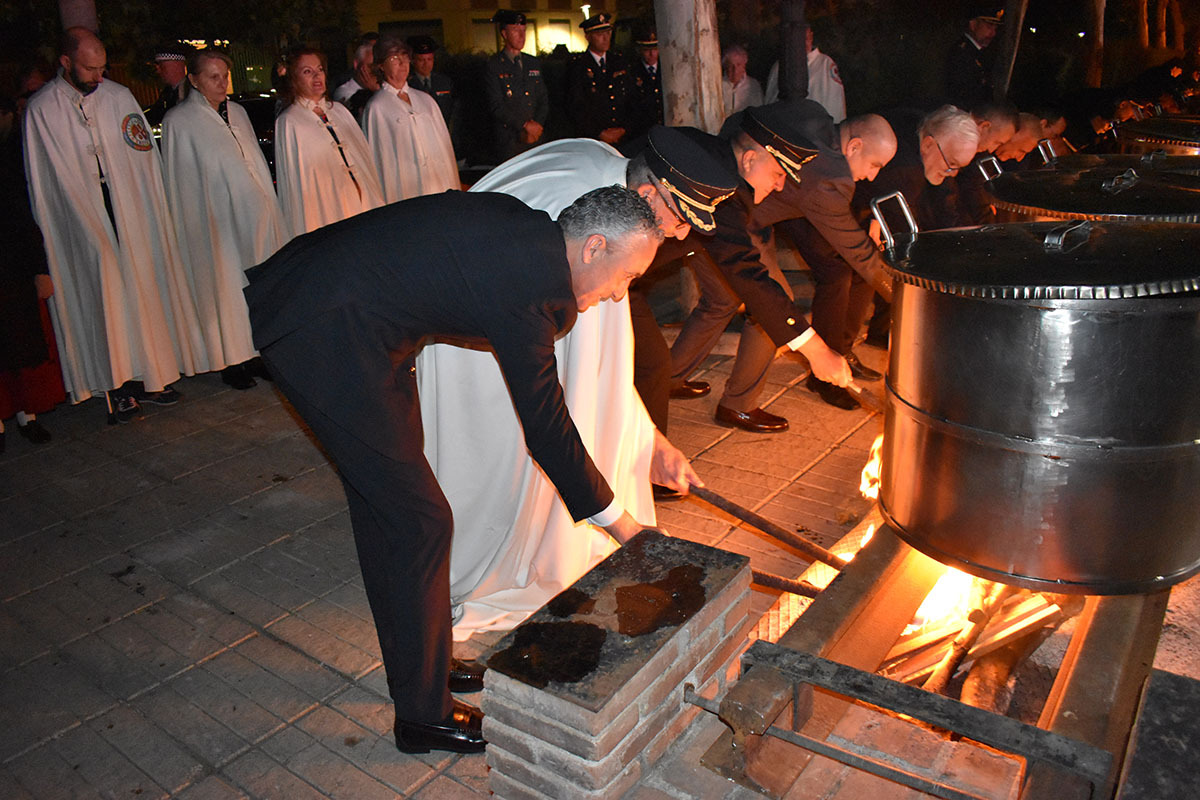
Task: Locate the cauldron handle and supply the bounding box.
[977,155,1003,181]
[1037,137,1058,165]
[869,191,918,251]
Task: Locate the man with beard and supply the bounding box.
[23,27,204,422]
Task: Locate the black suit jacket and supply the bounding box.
[565,51,633,139]
[244,191,613,522]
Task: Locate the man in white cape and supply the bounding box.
[416,128,736,638]
[362,36,459,202]
[161,49,287,385]
[23,27,206,408]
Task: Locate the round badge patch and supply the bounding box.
[122,113,153,151]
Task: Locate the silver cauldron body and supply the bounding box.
[878,222,1200,594]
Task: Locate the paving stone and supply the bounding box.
[135,426,255,482]
[0,524,114,598]
[60,629,164,699]
[412,773,487,799]
[0,765,35,799]
[327,684,394,737]
[266,613,379,678]
[133,681,257,766]
[0,494,65,543]
[51,722,167,798]
[221,750,326,800]
[192,572,292,627]
[171,665,284,747]
[175,774,250,800]
[259,724,401,800]
[5,739,107,799]
[89,703,207,792]
[294,705,434,794]
[233,634,348,704]
[202,647,323,722]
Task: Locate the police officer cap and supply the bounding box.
[968,3,1003,23]
[580,13,614,32]
[408,35,438,55]
[492,10,526,26]
[739,100,826,184]
[644,126,739,233]
[152,43,189,62]
[634,26,658,48]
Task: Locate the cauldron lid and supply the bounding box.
[1116,116,1200,147]
[987,166,1200,222]
[1040,153,1200,175]
[887,221,1200,299]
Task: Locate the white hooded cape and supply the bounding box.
[415,139,657,639]
[162,91,287,369]
[362,82,459,202]
[23,75,206,401]
[274,98,383,237]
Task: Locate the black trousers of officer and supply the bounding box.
[779,217,875,356]
[260,321,454,727]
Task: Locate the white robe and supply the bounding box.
[274,98,383,237]
[764,48,847,123]
[362,82,459,203]
[23,75,206,402]
[161,90,287,370]
[415,139,657,639]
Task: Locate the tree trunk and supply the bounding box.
[1155,0,1168,49]
[654,0,725,132]
[58,0,98,33]
[1170,0,1185,52]
[993,0,1030,99]
[778,0,808,101]
[1085,0,1106,89]
[1136,0,1149,48]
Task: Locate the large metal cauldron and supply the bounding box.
[878,221,1200,594]
[1117,117,1200,155]
[987,164,1200,223]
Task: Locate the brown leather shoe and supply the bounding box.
[714,404,789,433]
[449,657,485,693]
[670,380,711,399]
[395,699,485,754]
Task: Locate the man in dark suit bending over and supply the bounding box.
[244,187,663,755]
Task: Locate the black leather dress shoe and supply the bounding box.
[17,420,51,444]
[449,657,485,693]
[395,699,486,754]
[669,380,711,399]
[806,375,858,410]
[715,404,789,433]
[844,352,882,382]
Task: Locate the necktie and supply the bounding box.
[217,100,229,126]
[599,57,606,71]
[648,66,655,76]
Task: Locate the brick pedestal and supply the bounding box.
[481,531,752,800]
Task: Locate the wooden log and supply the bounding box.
[653,0,724,132]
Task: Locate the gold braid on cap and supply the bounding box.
[659,178,735,232]
[765,145,817,183]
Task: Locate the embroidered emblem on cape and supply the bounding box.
[122,113,153,151]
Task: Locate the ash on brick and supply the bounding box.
[547,588,596,618]
[488,620,607,688]
[614,565,706,636]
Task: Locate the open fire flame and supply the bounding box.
[858,433,974,632]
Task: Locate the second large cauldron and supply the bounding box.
[878,221,1200,594]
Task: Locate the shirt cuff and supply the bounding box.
[588,498,624,528]
[786,328,817,351]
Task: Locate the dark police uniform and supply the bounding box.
[244,192,612,728]
[484,50,549,162]
[628,59,664,141]
[407,36,455,131]
[565,15,633,142]
[946,33,994,111]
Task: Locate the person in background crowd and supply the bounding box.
[274,48,383,237]
[753,113,898,411]
[24,27,202,423]
[627,26,664,141]
[0,95,64,452]
[243,187,664,755]
[994,111,1042,165]
[765,27,846,123]
[566,13,633,146]
[484,10,548,162]
[949,101,1019,227]
[143,42,190,126]
[946,5,1002,111]
[416,127,726,635]
[722,44,763,118]
[1034,107,1072,158]
[161,49,286,391]
[14,63,52,116]
[334,34,380,120]
[363,36,458,202]
[407,36,455,134]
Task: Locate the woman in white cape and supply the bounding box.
[274,48,383,237]
[161,49,287,389]
[362,36,459,202]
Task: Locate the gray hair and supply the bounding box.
[919,105,980,149]
[353,41,374,65]
[558,185,663,246]
[624,154,657,189]
[188,48,232,75]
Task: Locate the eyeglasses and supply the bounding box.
[385,53,410,63]
[934,138,960,176]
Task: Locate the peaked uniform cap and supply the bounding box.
[740,100,830,183]
[645,125,739,232]
[492,10,527,26]
[580,13,614,32]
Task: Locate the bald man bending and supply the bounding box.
[752,113,899,409]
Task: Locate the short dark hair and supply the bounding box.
[283,48,328,106]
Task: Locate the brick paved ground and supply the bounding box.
[2,280,1196,796]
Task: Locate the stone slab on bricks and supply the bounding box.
[483,531,749,735]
